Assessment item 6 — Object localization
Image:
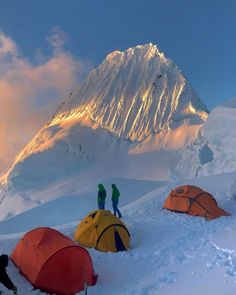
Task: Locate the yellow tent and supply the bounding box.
[74,210,130,252]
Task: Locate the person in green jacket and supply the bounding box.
[97,184,106,209]
[111,184,122,218]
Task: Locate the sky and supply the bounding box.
[0,0,236,167]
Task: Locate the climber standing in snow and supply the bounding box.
[0,254,17,294]
[97,184,106,209]
[111,184,122,218]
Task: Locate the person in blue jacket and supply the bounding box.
[97,184,106,209]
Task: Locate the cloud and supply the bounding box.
[0,32,17,58]
[46,26,67,54]
[0,30,91,170]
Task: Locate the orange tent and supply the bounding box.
[11,227,97,295]
[163,185,230,220]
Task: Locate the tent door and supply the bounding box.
[114,229,126,251]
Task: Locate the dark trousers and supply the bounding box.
[112,200,122,218]
[98,200,105,210]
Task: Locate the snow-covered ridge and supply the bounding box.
[49,43,208,141]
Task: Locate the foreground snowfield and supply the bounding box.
[1,172,236,294]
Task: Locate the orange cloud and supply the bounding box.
[0,30,91,170]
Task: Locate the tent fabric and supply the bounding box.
[11,227,97,295]
[163,185,230,220]
[74,210,130,252]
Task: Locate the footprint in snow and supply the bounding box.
[208,244,236,277]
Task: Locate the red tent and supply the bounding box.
[163,185,230,220]
[11,227,97,295]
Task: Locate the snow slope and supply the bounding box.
[199,98,236,175]
[0,172,236,295]
[177,98,236,179]
[0,115,200,219]
[0,177,165,233]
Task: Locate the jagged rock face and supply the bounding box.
[51,44,208,141]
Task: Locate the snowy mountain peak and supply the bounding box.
[106,43,164,63]
[0,44,210,196]
[49,44,208,141]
